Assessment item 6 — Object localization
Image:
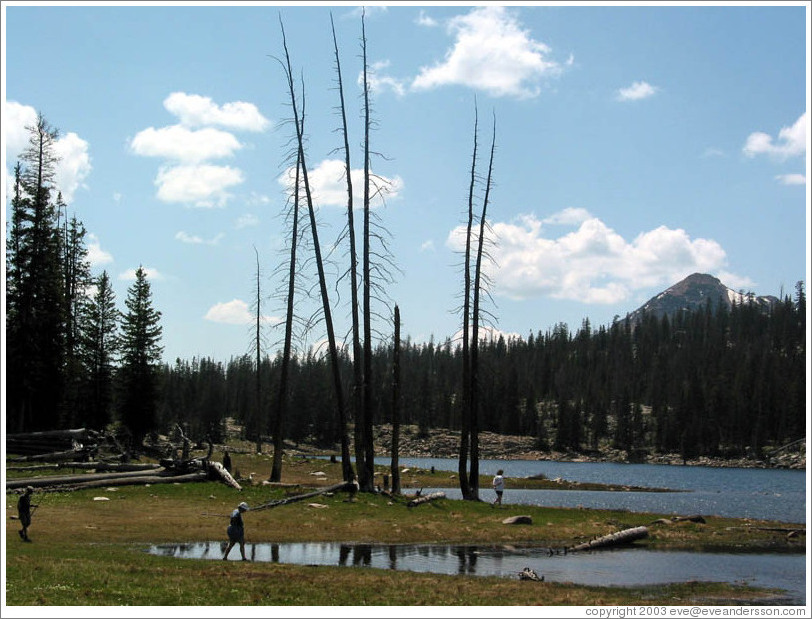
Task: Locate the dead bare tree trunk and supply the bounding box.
[331,13,365,489]
[270,136,302,483]
[360,12,376,493]
[253,246,263,455]
[458,106,478,501]
[391,304,402,494]
[278,17,353,483]
[469,113,496,502]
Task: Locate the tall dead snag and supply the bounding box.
[469,113,497,500]
[458,106,478,500]
[360,12,376,492]
[253,246,263,455]
[390,304,402,494]
[269,135,302,483]
[278,17,354,483]
[330,13,366,489]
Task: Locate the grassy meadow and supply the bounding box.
[4,451,805,608]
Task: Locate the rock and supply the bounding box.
[93,497,110,501]
[502,515,533,525]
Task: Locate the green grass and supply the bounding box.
[4,453,804,607]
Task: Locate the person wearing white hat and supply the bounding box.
[223,501,250,561]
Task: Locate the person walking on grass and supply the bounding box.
[223,501,250,561]
[492,469,505,507]
[17,486,37,542]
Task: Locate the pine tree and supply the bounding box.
[79,270,119,429]
[6,114,65,431]
[118,266,164,445]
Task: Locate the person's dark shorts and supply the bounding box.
[495,491,503,498]
[19,514,31,527]
[227,525,244,543]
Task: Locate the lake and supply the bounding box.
[381,457,807,524]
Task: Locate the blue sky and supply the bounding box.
[3,2,809,364]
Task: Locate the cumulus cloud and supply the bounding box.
[411,6,563,98]
[130,125,242,163]
[87,233,114,267]
[4,101,39,158]
[743,112,808,160]
[155,164,244,208]
[235,213,260,229]
[119,266,164,281]
[616,81,658,102]
[364,60,407,96]
[132,92,269,207]
[175,231,224,245]
[5,101,92,204]
[416,10,438,27]
[163,92,270,131]
[278,158,403,208]
[447,210,730,305]
[775,173,806,186]
[204,299,281,325]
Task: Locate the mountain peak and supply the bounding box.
[628,273,777,323]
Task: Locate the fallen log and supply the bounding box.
[8,447,95,463]
[207,461,241,490]
[6,462,161,473]
[569,526,649,552]
[63,471,206,491]
[406,491,445,508]
[251,482,353,511]
[7,467,174,490]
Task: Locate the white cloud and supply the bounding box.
[119,267,164,281]
[411,6,562,98]
[447,210,730,305]
[175,231,224,245]
[416,10,438,27]
[420,240,435,252]
[235,213,260,229]
[278,158,403,208]
[87,234,113,267]
[743,112,808,160]
[163,92,270,132]
[542,207,592,226]
[701,147,725,158]
[5,101,92,204]
[775,173,806,186]
[364,60,407,97]
[155,164,244,208]
[130,125,242,163]
[616,81,658,102]
[53,132,92,203]
[4,101,39,159]
[204,299,281,325]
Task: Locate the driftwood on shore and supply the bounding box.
[406,491,445,508]
[569,526,649,552]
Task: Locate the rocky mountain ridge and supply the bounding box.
[627,272,779,324]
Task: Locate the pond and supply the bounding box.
[148,541,806,605]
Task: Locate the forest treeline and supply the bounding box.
[164,287,806,462]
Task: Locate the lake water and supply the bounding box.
[381,457,807,524]
[149,541,807,605]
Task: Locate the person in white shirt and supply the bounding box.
[223,501,250,561]
[492,469,505,507]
